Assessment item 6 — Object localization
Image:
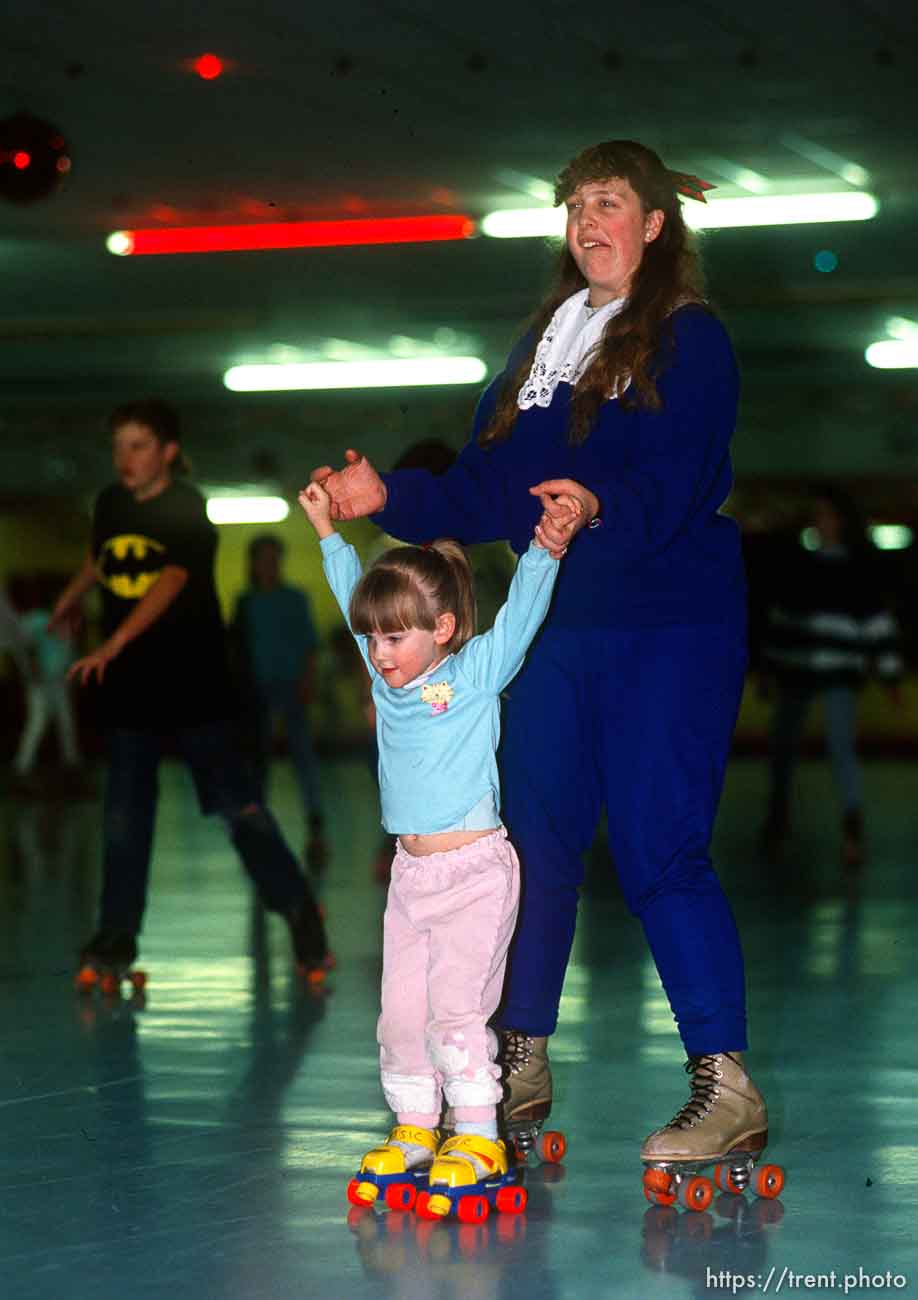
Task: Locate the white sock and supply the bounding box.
[389,1138,434,1169]
[455,1119,498,1141]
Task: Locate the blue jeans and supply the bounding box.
[101,721,308,934]
[498,621,748,1057]
[252,681,323,824]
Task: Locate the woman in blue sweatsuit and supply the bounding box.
[312,140,769,1175]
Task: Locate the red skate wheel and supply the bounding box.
[99,973,119,996]
[346,1177,369,1207]
[714,1163,745,1195]
[642,1168,676,1207]
[752,1163,785,1199]
[415,1191,438,1220]
[75,967,98,991]
[495,1184,527,1214]
[536,1130,566,1163]
[457,1194,489,1224]
[384,1181,416,1211]
[677,1175,714,1213]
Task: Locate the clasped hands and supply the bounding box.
[309,448,598,559]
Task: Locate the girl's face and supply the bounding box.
[113,421,177,500]
[367,614,455,689]
[565,177,663,306]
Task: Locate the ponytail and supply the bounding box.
[427,539,476,652]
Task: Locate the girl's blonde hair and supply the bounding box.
[350,539,476,654]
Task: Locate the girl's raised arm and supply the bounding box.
[459,541,559,694]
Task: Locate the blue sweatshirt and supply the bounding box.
[373,305,745,628]
[320,533,558,834]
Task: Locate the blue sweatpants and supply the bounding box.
[498,620,748,1057]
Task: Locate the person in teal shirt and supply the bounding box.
[13,604,80,778]
[233,535,327,869]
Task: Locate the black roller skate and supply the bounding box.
[75,930,146,999]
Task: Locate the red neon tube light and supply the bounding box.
[109,214,476,256]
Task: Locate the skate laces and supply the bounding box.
[502,1030,535,1076]
[665,1054,725,1130]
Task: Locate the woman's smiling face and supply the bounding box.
[564,177,664,306]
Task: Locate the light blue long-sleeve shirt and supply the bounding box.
[320,533,558,834]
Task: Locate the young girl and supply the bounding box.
[299,480,560,1218]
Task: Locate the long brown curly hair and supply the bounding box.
[480,140,706,447]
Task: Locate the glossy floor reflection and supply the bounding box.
[2,757,918,1299]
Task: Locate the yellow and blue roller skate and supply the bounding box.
[415,1134,527,1223]
[346,1125,438,1212]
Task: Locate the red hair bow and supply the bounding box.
[669,171,716,204]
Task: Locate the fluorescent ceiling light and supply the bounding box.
[865,340,918,369]
[206,496,290,524]
[869,524,913,551]
[481,208,565,239]
[685,191,878,229]
[481,191,879,239]
[224,356,487,392]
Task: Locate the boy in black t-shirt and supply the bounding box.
[52,400,329,986]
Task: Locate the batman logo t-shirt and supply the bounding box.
[92,480,233,729]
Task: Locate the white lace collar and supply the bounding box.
[517,289,626,411]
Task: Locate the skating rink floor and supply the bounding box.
[1,754,917,1300]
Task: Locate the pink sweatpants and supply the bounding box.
[378,827,520,1117]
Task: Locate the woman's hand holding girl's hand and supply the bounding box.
[298,483,336,539]
[310,448,387,520]
[535,494,581,554]
[529,478,599,558]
